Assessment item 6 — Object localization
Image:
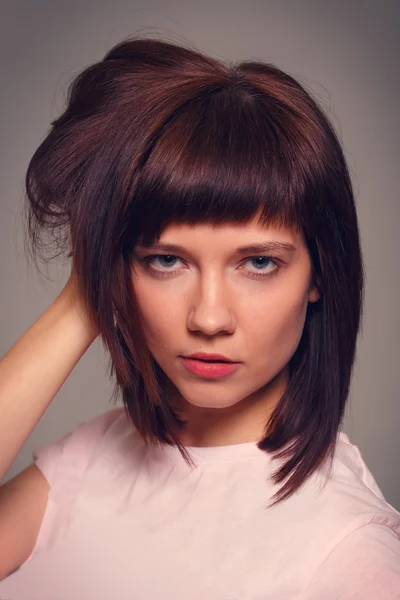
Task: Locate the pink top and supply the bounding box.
[1,406,399,599]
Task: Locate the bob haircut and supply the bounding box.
[24,37,364,508]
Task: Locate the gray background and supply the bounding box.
[1,1,399,510]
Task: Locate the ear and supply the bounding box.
[308,275,321,303]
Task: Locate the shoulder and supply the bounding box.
[281,429,400,590]
[307,430,400,521]
[300,522,400,599]
[33,406,128,486]
[23,406,130,564]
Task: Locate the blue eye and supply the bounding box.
[149,255,181,269]
[142,254,280,280]
[244,257,280,279]
[142,255,183,278]
[247,257,274,270]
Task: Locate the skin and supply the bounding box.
[131,213,320,448]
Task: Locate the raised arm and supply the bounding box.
[0,273,99,579]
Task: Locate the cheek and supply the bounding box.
[248,291,309,358]
[133,283,180,349]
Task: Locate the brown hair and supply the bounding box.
[24,37,364,508]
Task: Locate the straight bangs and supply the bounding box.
[123,82,314,256]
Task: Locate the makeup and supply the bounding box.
[181,357,240,379]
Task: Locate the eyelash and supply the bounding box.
[141,255,281,280]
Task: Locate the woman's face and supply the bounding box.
[131,215,320,444]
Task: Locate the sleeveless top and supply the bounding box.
[1,406,399,599]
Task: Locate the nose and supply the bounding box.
[186,271,236,336]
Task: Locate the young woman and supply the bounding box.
[0,37,399,599]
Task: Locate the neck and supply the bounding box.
[165,366,288,448]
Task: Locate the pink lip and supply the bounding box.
[181,357,240,379]
[186,352,235,362]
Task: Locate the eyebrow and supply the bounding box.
[136,241,297,255]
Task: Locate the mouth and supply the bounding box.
[185,352,237,363]
[190,358,231,363]
[180,356,240,379]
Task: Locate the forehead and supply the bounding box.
[154,216,304,248]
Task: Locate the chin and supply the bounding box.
[192,398,241,409]
[173,386,246,411]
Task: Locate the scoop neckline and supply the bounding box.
[119,407,265,462]
[161,437,266,463]
[159,430,348,463]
